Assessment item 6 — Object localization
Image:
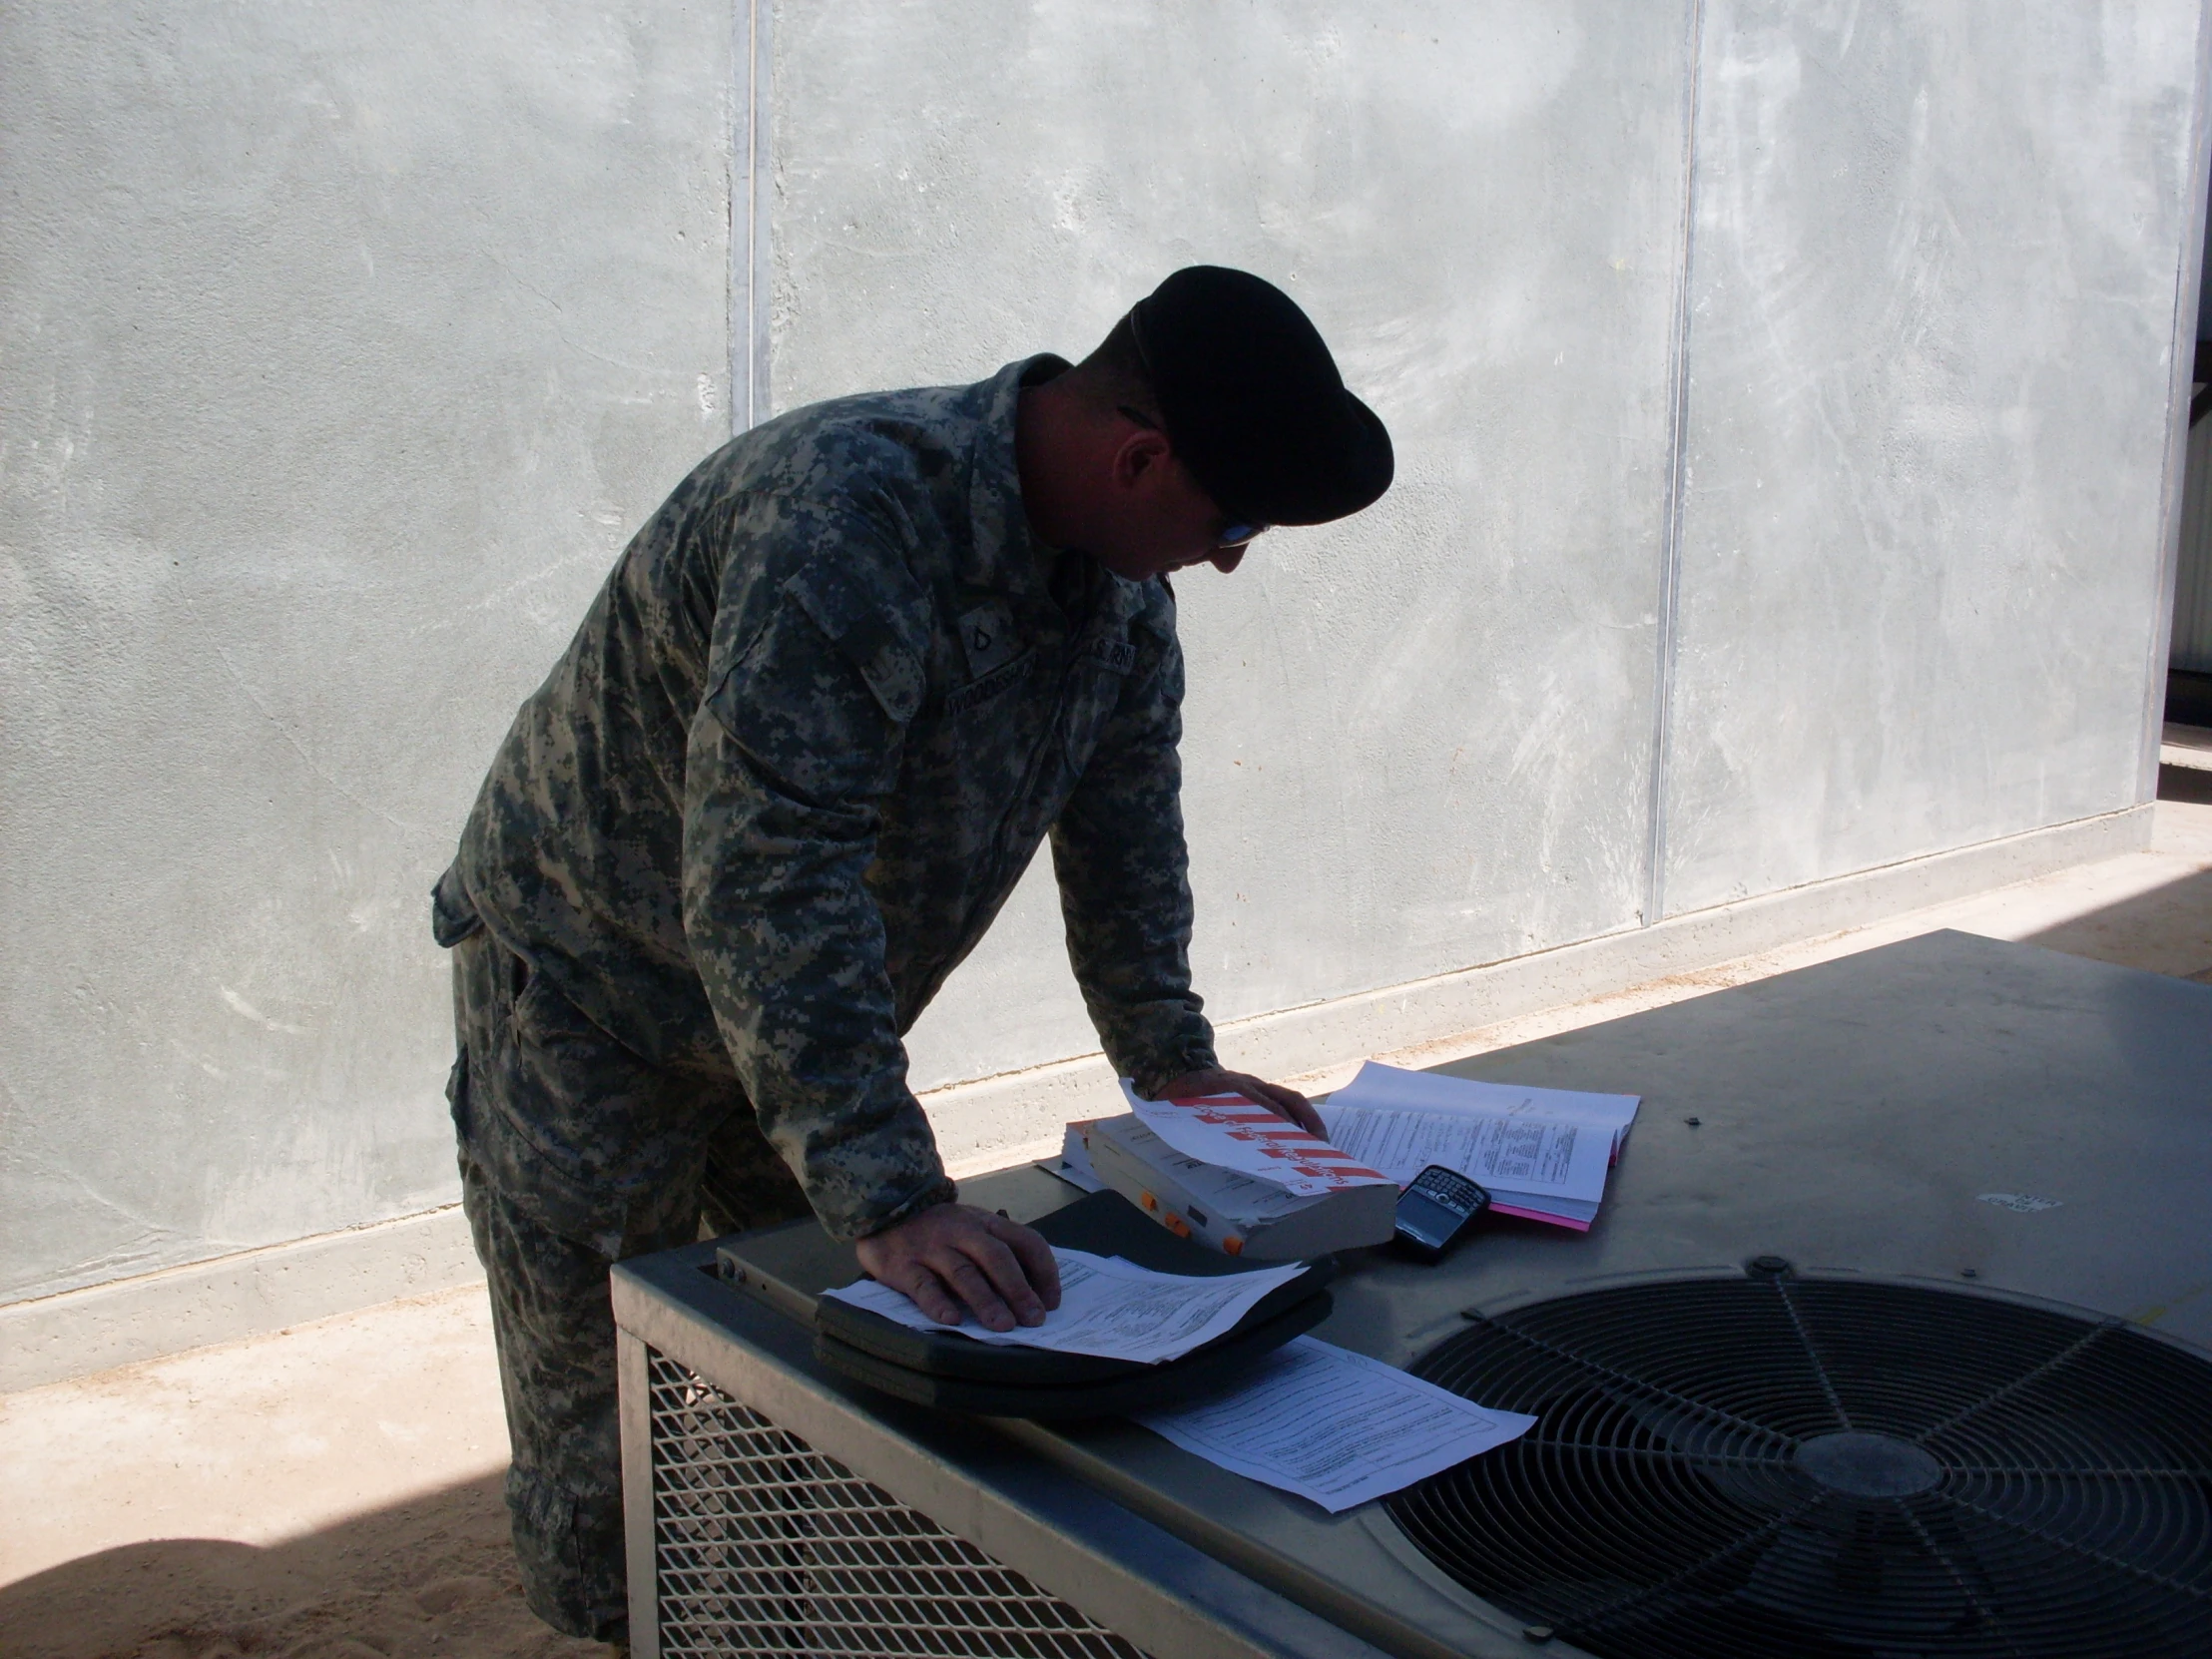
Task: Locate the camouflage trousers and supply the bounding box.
[447,928,810,1641]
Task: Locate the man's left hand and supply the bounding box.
[1154,1067,1326,1139]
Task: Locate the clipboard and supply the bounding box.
[719,1189,1337,1417]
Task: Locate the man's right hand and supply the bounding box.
[853,1202,1063,1333]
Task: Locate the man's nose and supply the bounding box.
[1208,546,1247,575]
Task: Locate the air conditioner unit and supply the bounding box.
[612,930,2212,1659]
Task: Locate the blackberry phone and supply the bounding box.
[1393,1165,1491,1262]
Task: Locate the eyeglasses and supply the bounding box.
[1116,404,1270,550]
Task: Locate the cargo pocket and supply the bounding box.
[492,959,691,1240]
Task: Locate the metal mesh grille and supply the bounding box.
[646,1350,1148,1658]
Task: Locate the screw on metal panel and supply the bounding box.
[1522,1626,1555,1644]
[1746,1255,1794,1280]
[1683,1116,1701,1127]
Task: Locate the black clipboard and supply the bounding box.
[728,1190,1337,1417]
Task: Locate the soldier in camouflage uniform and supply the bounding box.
[433,267,1391,1640]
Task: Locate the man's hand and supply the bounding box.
[854,1203,1063,1332]
[1156,1067,1326,1139]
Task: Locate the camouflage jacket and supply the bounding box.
[441,356,1217,1242]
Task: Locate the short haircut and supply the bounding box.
[1070,312,1158,419]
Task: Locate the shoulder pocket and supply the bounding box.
[783,554,927,726]
[705,547,925,807]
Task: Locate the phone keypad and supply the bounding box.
[1413,1167,1487,1215]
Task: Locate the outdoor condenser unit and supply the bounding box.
[612,930,2212,1659]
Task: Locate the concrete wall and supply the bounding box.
[777,0,2205,1088]
[1659,2,2203,912]
[769,1,1699,1089]
[3,0,2202,1315]
[0,2,732,1303]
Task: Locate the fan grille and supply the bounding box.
[1385,1277,2212,1659]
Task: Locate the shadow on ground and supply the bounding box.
[2,1471,603,1659]
[2009,772,2212,982]
[2159,763,2212,806]
[2020,864,2212,982]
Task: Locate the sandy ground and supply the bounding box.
[1,1472,602,1659]
[0,1285,599,1658]
[5,792,2208,1658]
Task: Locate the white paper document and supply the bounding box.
[1135,1337,1538,1512]
[1319,1062,1642,1230]
[1318,1104,1614,1202]
[1121,1081,1394,1199]
[1328,1062,1640,1155]
[821,1248,1309,1366]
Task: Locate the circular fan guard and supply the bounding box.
[1386,1277,2212,1659]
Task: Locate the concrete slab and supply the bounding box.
[1295,799,2212,1100]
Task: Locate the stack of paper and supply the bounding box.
[822,1248,1310,1365]
[1319,1062,1641,1231]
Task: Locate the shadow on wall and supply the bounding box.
[0,1471,595,1659]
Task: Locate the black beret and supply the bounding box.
[1129,266,1392,527]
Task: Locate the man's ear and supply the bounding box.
[1110,427,1173,491]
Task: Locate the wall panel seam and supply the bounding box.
[731,0,773,434]
[728,0,744,433]
[1643,0,1709,926]
[2142,0,2212,784]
